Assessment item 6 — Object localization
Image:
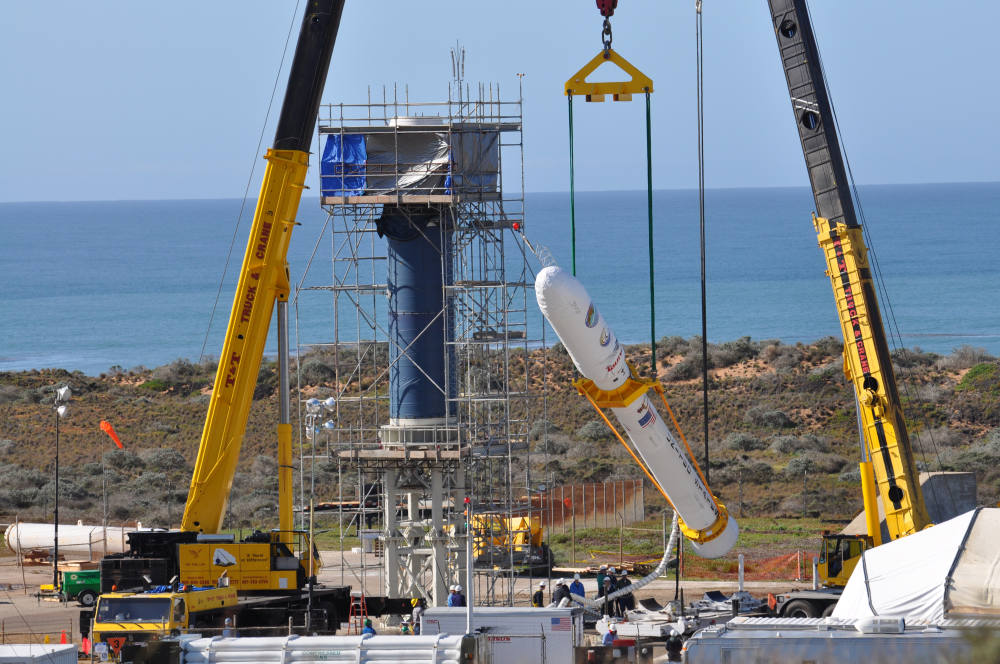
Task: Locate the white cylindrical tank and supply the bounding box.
[180,634,483,664]
[535,265,737,558]
[4,522,142,558]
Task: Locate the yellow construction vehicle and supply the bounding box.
[91,586,238,645]
[92,1,357,641]
[765,0,933,615]
[110,0,343,592]
[468,513,553,574]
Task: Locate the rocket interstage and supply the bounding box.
[535,266,738,558]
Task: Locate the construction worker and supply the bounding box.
[551,579,570,606]
[598,577,614,617]
[602,623,617,646]
[362,618,376,636]
[454,584,466,607]
[617,571,634,615]
[410,598,425,635]
[531,581,546,607]
[447,585,460,607]
[569,573,585,601]
[596,564,608,592]
[606,567,621,617]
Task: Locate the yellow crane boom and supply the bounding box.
[181,0,345,537]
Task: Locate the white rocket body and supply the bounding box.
[535,266,737,558]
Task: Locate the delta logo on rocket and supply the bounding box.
[599,328,610,346]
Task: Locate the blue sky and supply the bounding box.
[2,1,998,202]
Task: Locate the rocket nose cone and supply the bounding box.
[534,265,564,298]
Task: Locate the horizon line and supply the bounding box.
[2,179,999,206]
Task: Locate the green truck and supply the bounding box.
[40,569,101,607]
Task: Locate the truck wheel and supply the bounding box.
[77,590,98,607]
[782,599,817,618]
[821,603,836,618]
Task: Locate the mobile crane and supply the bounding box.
[94,0,357,640]
[765,0,932,617]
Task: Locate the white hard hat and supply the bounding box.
[556,578,565,586]
[449,585,456,591]
[455,585,462,592]
[609,566,616,573]
[539,581,547,587]
[573,573,581,580]
[608,623,617,631]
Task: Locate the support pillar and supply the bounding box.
[454,464,467,595]
[384,469,400,598]
[431,469,448,606]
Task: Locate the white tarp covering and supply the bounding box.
[364,133,450,194]
[833,508,1000,621]
[948,508,1000,616]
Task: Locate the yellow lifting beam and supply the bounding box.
[565,48,654,102]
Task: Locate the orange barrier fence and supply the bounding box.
[530,479,644,531]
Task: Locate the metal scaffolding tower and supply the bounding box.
[292,79,548,607]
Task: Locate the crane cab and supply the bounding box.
[818,534,872,588]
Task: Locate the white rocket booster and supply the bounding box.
[535,265,738,558]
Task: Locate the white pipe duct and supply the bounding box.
[570,513,680,612]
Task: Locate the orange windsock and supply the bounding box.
[100,420,123,449]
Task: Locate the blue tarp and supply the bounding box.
[321,134,366,197]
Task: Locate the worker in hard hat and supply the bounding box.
[531,580,546,607]
[569,573,585,601]
[617,570,635,615]
[602,623,617,646]
[362,618,376,636]
[596,565,608,592]
[454,584,466,607]
[410,597,425,635]
[551,578,571,606]
[447,585,461,607]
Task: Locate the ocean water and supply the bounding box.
[1,183,998,376]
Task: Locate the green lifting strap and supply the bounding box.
[565,89,657,374]
[568,95,577,276]
[645,91,656,372]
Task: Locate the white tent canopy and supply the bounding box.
[833,508,1000,622]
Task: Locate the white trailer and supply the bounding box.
[681,616,976,663]
[420,607,584,664]
[0,645,77,664]
[179,633,489,664]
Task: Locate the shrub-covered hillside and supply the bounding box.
[0,338,997,530]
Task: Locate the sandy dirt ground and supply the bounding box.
[0,552,810,646]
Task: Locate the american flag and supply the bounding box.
[550,617,571,632]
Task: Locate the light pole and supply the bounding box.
[52,385,71,590]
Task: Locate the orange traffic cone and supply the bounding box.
[82,637,91,655]
[60,630,68,644]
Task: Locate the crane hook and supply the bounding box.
[596,0,617,58]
